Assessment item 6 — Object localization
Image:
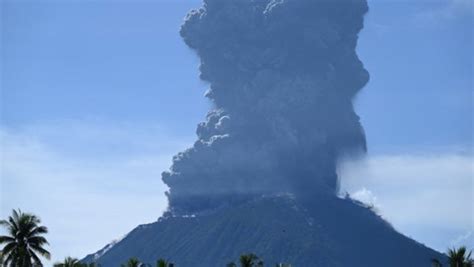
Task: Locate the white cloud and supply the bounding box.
[339,152,474,251]
[0,120,193,266]
[350,187,380,208]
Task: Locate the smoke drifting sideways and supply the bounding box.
[162,0,370,215]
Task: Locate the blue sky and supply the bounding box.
[1,0,472,265]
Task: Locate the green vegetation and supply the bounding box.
[447,246,473,267]
[0,209,51,266]
[156,258,174,267]
[241,254,263,267]
[54,257,82,267]
[432,246,473,267]
[432,259,443,267]
[227,253,264,267]
[53,257,101,267]
[121,257,141,267]
[119,257,174,267]
[53,256,100,267]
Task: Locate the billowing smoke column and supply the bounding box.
[163,0,369,215]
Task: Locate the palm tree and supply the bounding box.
[0,209,51,266]
[447,246,473,267]
[121,257,141,267]
[156,258,174,267]
[54,257,85,267]
[431,258,443,267]
[228,253,264,267]
[240,253,261,267]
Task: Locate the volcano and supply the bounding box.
[83,195,443,266]
[84,0,446,265]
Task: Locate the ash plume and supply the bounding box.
[162,0,370,215]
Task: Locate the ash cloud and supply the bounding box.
[163,0,370,215]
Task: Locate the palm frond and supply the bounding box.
[0,219,10,227]
[28,226,49,237]
[29,248,43,266]
[0,236,15,244]
[29,245,51,260]
[3,250,16,266]
[1,242,17,256]
[28,236,50,246]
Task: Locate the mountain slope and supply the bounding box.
[83,195,444,266]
